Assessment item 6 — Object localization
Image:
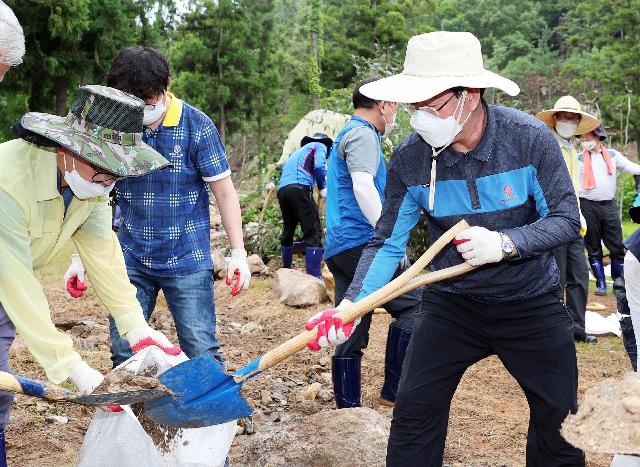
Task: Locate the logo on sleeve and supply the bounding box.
[500,185,519,203]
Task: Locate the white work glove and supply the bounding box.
[68,361,104,395]
[125,324,182,355]
[579,212,587,237]
[265,181,275,191]
[226,248,251,296]
[304,300,360,351]
[399,253,411,270]
[319,187,327,198]
[453,226,503,267]
[64,254,88,298]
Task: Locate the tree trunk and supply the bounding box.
[282,68,289,115]
[54,77,69,116]
[311,30,319,109]
[218,103,226,144]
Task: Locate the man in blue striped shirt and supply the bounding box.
[305,32,585,466]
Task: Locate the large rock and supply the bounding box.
[562,372,640,454]
[247,254,268,275]
[274,268,329,306]
[242,407,389,466]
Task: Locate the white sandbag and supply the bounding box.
[585,311,622,337]
[77,347,236,467]
[611,454,640,467]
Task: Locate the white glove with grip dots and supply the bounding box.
[453,226,503,267]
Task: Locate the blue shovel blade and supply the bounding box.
[144,353,254,428]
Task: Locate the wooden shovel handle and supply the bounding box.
[0,371,70,401]
[256,219,471,373]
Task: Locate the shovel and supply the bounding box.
[145,220,474,428]
[0,370,170,406]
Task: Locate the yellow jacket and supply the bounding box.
[0,140,146,383]
[553,132,587,236]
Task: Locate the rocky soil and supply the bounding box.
[4,262,632,466]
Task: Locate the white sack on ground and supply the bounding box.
[585,311,622,337]
[77,347,236,467]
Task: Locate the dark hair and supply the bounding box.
[106,46,170,101]
[352,76,383,109]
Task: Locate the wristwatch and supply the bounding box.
[499,232,515,259]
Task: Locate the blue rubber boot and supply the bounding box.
[590,258,607,296]
[379,323,412,405]
[332,356,361,408]
[611,257,624,281]
[281,245,293,269]
[0,430,6,467]
[305,247,323,279]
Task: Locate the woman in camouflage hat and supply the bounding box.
[0,85,180,461]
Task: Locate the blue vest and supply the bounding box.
[325,116,386,259]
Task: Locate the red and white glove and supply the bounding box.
[226,248,251,296]
[453,226,503,266]
[304,301,360,351]
[64,254,87,298]
[124,324,182,356]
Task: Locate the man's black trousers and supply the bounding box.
[387,287,585,467]
[277,184,321,247]
[554,238,589,340]
[326,243,421,357]
[580,198,625,260]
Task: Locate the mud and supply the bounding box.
[94,368,163,393]
[562,373,640,455]
[132,403,182,453]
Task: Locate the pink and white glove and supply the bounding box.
[64,254,87,298]
[226,248,251,296]
[453,226,503,266]
[125,324,182,356]
[304,302,360,351]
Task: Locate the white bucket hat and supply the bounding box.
[535,96,600,136]
[360,31,520,104]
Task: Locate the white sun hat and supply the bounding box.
[360,31,520,104]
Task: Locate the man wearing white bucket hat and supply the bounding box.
[536,96,600,344]
[304,32,584,465]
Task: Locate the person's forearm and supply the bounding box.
[209,177,245,249]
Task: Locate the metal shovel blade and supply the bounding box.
[144,354,253,428]
[70,387,171,406]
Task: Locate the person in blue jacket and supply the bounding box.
[320,77,422,409]
[278,133,332,278]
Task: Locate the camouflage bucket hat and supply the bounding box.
[20,85,169,177]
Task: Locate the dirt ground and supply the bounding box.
[5,269,630,466]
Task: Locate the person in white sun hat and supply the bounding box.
[304,31,585,465]
[536,96,600,344]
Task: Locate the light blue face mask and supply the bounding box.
[63,155,114,200]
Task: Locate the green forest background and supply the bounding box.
[4,0,640,254]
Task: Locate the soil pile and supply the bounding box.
[563,372,640,454]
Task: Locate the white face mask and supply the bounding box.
[63,156,115,200]
[410,91,470,148]
[581,140,597,151]
[382,110,397,136]
[143,94,166,125]
[556,120,578,139]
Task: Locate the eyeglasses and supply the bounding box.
[407,93,457,118]
[91,169,125,184]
